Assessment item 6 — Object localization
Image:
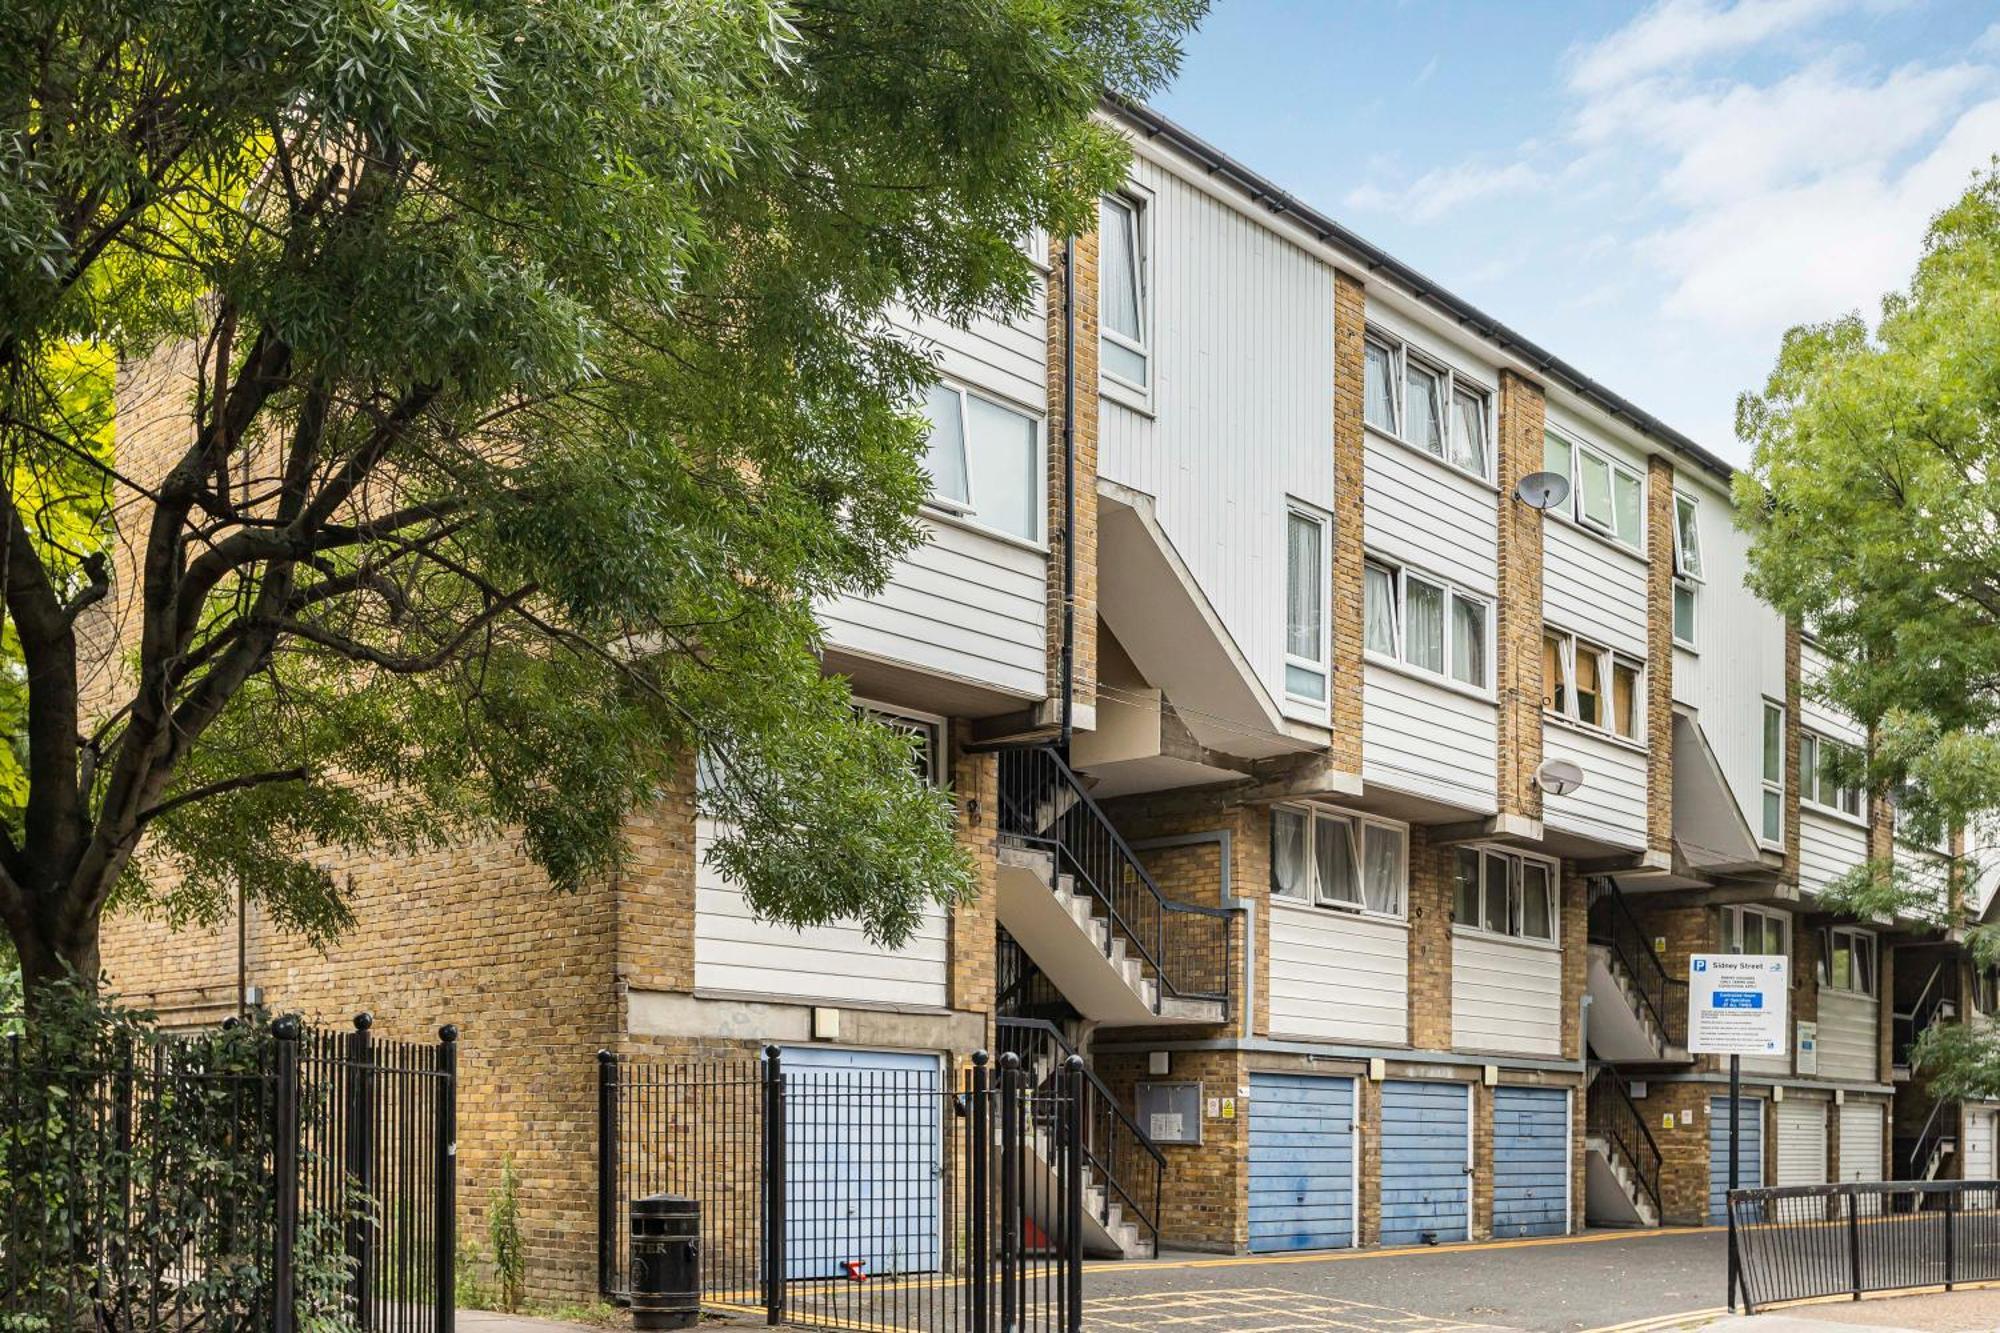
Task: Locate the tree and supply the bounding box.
[0,0,1206,998]
[1735,167,2000,941]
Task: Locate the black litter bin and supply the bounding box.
[630,1194,700,1330]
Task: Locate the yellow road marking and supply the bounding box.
[1578,1309,1728,1333]
[1093,1225,1711,1273]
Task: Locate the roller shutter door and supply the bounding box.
[1381,1080,1471,1246]
[1707,1095,1764,1224]
[1248,1073,1356,1252]
[1839,1100,1885,1216]
[1493,1086,1569,1238]
[1966,1107,1997,1181]
[1774,1100,1827,1187]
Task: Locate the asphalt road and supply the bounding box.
[1081,1227,1732,1332]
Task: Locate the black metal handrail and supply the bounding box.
[1909,1094,1957,1180]
[1729,1180,2000,1313]
[1587,877,1688,1052]
[1587,1065,1663,1222]
[1894,960,1953,1069]
[996,745,1231,1010]
[996,1018,1162,1257]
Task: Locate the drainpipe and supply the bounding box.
[1130,829,1254,1040]
[1059,235,1077,757]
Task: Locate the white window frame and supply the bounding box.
[1361,328,1493,483]
[1284,503,1331,707]
[855,698,948,787]
[919,379,1047,545]
[1542,628,1645,744]
[1451,845,1559,945]
[1268,803,1409,920]
[1362,555,1492,694]
[1724,904,1791,959]
[1545,426,1644,551]
[1672,492,1702,650]
[1800,732,1865,822]
[1098,190,1151,403]
[1819,926,1877,997]
[1760,701,1786,850]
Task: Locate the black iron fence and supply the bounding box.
[0,1012,457,1332]
[1728,1180,2000,1312]
[1585,1065,1662,1222]
[598,1046,1085,1332]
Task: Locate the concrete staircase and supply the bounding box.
[1586,945,1691,1064]
[1585,1133,1662,1227]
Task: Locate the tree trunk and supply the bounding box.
[13,913,101,1008]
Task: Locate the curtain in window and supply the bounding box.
[1270,808,1307,899]
[1405,578,1445,673]
[1364,564,1397,655]
[922,383,970,505]
[1449,594,1485,687]
[1521,863,1552,940]
[1574,644,1603,727]
[1315,813,1359,904]
[1364,341,1398,433]
[1363,825,1403,914]
[1406,362,1444,456]
[1482,853,1511,934]
[1454,848,1480,925]
[1542,634,1567,713]
[1450,386,1487,474]
[1675,496,1704,578]
[1286,513,1323,662]
[1611,661,1639,738]
[965,394,1039,541]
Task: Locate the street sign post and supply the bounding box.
[1688,953,1788,1312]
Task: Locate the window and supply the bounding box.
[1820,927,1876,996]
[1099,194,1148,389]
[1285,507,1329,703]
[1672,493,1702,648]
[1270,804,1407,916]
[1452,847,1557,943]
[920,382,1043,542]
[859,702,946,786]
[1364,558,1490,690]
[1761,702,1785,845]
[1974,966,1999,1017]
[1801,733,1864,819]
[1362,331,1490,479]
[1542,630,1642,741]
[1546,429,1643,549]
[1725,905,1790,958]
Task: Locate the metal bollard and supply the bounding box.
[629,1194,700,1330]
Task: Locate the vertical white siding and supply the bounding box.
[1800,643,1866,747]
[1895,841,1952,920]
[693,818,950,1006]
[1817,987,1880,1083]
[1267,906,1409,1045]
[1541,406,1649,660]
[1541,727,1648,850]
[1798,811,1869,897]
[1361,434,1498,597]
[1451,933,1562,1056]
[1096,154,1336,718]
[1362,666,1498,813]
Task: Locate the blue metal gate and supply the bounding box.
[1707,1095,1764,1224]
[1247,1073,1355,1253]
[1492,1086,1568,1238]
[1380,1081,1470,1246]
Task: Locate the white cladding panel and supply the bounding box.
[1775,1100,1829,1186]
[1965,1108,1997,1181]
[1801,643,1866,747]
[1671,472,1788,840]
[1541,726,1648,850]
[1362,665,1498,813]
[1896,841,1952,921]
[1361,434,1498,597]
[1799,811,1869,897]
[1268,905,1409,1045]
[1451,933,1562,1056]
[694,818,950,1006]
[819,518,1047,699]
[1543,523,1649,661]
[1817,987,1880,1084]
[1838,1102,1886,1183]
[1096,153,1337,716]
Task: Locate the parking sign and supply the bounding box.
[1686,953,1788,1056]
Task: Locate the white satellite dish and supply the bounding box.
[1535,758,1585,797]
[1515,470,1571,511]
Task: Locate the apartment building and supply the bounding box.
[97,100,1983,1295]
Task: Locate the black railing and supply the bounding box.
[1908,1096,1958,1180]
[1586,1065,1662,1222]
[1729,1180,2000,1313]
[598,1047,1086,1332]
[1894,961,1954,1071]
[997,1018,1162,1258]
[996,746,1231,1012]
[1587,877,1688,1053]
[997,931,1081,1025]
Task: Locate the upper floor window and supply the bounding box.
[1672,493,1702,649]
[1724,904,1790,957]
[1285,506,1329,704]
[1820,926,1876,996]
[858,702,946,787]
[1099,194,1149,390]
[1270,804,1407,917]
[1974,965,1999,1016]
[1542,629,1642,742]
[921,381,1043,543]
[1544,430,1642,550]
[1452,847,1556,943]
[1801,732,1864,819]
[1761,701,1785,845]
[1362,331,1490,480]
[1364,557,1489,691]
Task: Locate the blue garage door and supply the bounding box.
[1248,1073,1355,1253]
[781,1047,942,1278]
[1707,1095,1765,1225]
[1493,1087,1569,1238]
[1381,1081,1470,1246]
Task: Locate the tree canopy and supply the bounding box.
[0,0,1205,996]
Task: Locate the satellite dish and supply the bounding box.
[1535,758,1585,797]
[1515,470,1572,511]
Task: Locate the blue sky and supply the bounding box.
[1154,0,2000,464]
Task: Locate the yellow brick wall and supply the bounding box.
[1495,371,1547,820]
[1047,232,1099,726]
[1406,829,1453,1051]
[1645,456,1677,853]
[1330,271,1367,776]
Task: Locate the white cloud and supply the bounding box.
[1567,0,1851,92]
[1343,160,1543,224]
